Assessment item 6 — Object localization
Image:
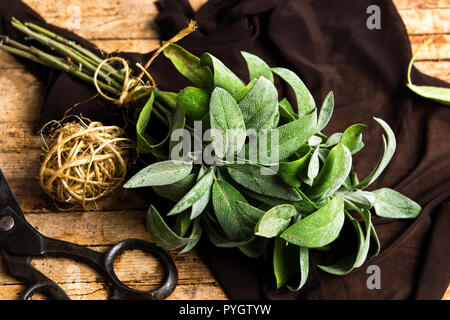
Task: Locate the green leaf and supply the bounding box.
[200,53,247,101]
[273,238,297,289]
[323,132,342,148]
[156,90,177,109]
[273,238,309,290]
[278,148,311,187]
[242,187,317,216]
[279,98,297,122]
[307,147,320,183]
[235,201,265,232]
[169,105,186,159]
[276,111,317,160]
[254,204,297,238]
[238,76,279,130]
[280,195,345,248]
[124,160,193,188]
[341,190,375,209]
[209,87,247,158]
[352,118,396,189]
[146,205,201,251]
[272,67,316,116]
[340,124,367,151]
[136,92,168,157]
[287,246,309,291]
[306,143,352,200]
[191,166,213,219]
[153,173,197,202]
[238,237,268,258]
[226,164,301,201]
[168,167,215,215]
[317,91,334,131]
[372,188,421,218]
[203,216,253,247]
[407,39,450,106]
[241,51,274,83]
[212,179,250,241]
[177,86,210,120]
[318,208,372,275]
[163,43,213,90]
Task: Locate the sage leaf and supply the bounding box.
[156,90,177,109]
[340,124,367,151]
[318,208,371,275]
[191,166,213,219]
[306,143,352,200]
[153,173,197,202]
[163,44,213,90]
[200,53,247,101]
[203,216,253,247]
[146,205,201,251]
[278,147,311,187]
[238,76,278,130]
[169,105,186,158]
[279,98,297,122]
[209,87,247,158]
[272,67,316,116]
[341,190,375,209]
[254,204,297,238]
[307,147,320,183]
[323,132,342,148]
[136,92,168,157]
[287,246,309,291]
[277,111,317,160]
[317,91,334,131]
[124,160,193,188]
[212,179,250,241]
[242,188,317,216]
[241,51,274,83]
[226,164,301,201]
[373,188,421,218]
[168,167,215,215]
[235,201,265,232]
[177,86,210,120]
[280,195,345,248]
[352,118,396,189]
[273,238,298,289]
[407,39,450,106]
[238,237,268,258]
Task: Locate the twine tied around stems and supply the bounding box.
[93,20,198,106]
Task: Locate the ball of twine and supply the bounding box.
[39,120,136,210]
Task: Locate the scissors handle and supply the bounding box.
[42,237,178,300]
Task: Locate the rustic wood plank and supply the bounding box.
[0,283,226,300]
[394,0,450,10]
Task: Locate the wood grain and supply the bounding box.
[0,0,448,300]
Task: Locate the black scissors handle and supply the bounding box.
[42,237,178,300]
[0,207,178,300]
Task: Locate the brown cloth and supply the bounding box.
[1,0,448,300]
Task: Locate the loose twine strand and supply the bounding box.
[38,20,198,210]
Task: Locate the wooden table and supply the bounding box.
[0,0,448,300]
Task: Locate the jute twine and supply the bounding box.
[39,120,136,210]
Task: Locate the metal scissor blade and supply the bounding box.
[0,168,24,218]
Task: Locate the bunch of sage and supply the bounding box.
[125,44,422,291]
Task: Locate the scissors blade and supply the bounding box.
[0,168,24,218]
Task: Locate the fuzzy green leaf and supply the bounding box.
[227,164,301,201]
[281,195,345,248]
[373,188,421,218]
[238,76,278,130]
[124,160,193,188]
[177,86,210,120]
[255,204,297,238]
[241,51,274,83]
[317,91,334,131]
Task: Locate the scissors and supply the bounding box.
[0,168,178,300]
